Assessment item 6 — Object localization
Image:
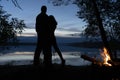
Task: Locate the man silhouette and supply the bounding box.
[34,5,52,66]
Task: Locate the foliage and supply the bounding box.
[0,6,26,46]
[78,0,120,41]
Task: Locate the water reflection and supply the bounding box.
[0,51,91,66]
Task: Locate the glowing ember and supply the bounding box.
[101,47,112,66]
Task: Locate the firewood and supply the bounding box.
[81,54,101,63]
[108,60,120,66]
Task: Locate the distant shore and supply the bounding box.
[67,41,120,50]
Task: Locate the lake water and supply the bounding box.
[1,30,119,66]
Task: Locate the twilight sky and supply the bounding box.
[1,0,86,32]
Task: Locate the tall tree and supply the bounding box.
[92,0,113,59]
[81,0,120,41]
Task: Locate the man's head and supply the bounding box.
[41,5,47,13]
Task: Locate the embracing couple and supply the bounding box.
[33,5,65,67]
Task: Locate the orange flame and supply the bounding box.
[101,47,112,66]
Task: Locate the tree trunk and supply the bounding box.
[92,0,113,60]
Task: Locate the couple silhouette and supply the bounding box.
[33,5,65,66]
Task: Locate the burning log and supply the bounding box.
[81,54,103,66]
[108,60,120,66]
[81,47,120,66]
[81,55,97,63]
[81,54,115,66]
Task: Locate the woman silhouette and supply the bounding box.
[48,15,65,65]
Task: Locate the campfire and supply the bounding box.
[100,47,112,66]
[81,47,113,66]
